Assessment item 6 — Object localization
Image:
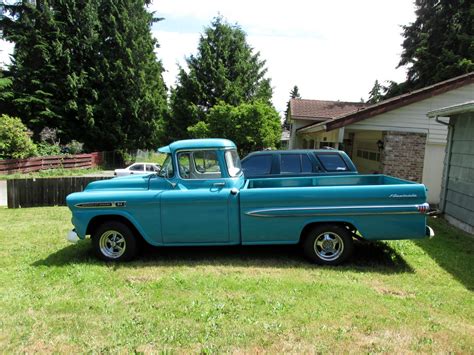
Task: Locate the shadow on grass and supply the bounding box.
[415,217,474,291]
[33,239,413,274]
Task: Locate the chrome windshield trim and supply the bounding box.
[245,204,424,218]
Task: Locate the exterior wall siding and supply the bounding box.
[442,112,474,234]
[422,143,445,204]
[381,131,427,183]
[349,83,474,144]
[289,119,315,149]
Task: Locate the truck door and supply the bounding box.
[160,150,236,244]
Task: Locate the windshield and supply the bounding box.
[225,150,242,177]
[157,154,174,178]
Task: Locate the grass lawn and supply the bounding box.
[0,167,106,180]
[0,207,473,352]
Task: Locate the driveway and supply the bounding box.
[0,180,6,207]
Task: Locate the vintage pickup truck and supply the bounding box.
[66,138,434,265]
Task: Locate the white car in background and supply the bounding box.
[114,162,161,177]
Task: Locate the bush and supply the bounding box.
[0,114,37,159]
[66,140,84,154]
[36,142,62,156]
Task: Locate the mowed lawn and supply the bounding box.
[0,207,473,352]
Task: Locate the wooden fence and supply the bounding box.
[7,176,110,208]
[0,153,101,175]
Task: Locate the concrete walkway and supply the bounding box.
[0,180,6,207]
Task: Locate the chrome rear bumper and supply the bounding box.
[67,229,80,243]
[426,226,435,239]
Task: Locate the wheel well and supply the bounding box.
[299,221,358,243]
[86,215,145,242]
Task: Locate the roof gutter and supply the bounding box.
[298,124,327,134]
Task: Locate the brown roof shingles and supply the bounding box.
[290,99,366,121]
[296,71,474,133]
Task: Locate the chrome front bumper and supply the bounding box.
[67,229,80,243]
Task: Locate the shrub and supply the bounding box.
[66,140,84,154]
[36,142,62,156]
[0,114,37,159]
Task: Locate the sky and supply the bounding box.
[0,0,417,114]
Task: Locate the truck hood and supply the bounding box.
[85,174,152,191]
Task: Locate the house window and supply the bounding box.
[356,149,380,162]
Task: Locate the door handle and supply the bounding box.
[213,182,225,187]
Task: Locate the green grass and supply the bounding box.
[0,167,105,180]
[0,208,472,352]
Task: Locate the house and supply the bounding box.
[427,101,474,235]
[280,129,290,149]
[289,72,474,204]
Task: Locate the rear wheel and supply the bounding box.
[92,221,138,262]
[302,224,353,265]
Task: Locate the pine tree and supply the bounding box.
[283,85,301,129]
[0,0,168,150]
[168,16,272,141]
[88,0,168,150]
[0,1,65,135]
[388,0,474,96]
[367,80,383,104]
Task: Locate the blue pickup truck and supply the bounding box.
[66,139,433,265]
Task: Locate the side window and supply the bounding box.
[316,154,348,171]
[146,164,155,172]
[178,150,222,179]
[242,155,272,175]
[130,164,144,171]
[301,154,313,173]
[158,154,174,178]
[177,152,192,179]
[281,154,301,174]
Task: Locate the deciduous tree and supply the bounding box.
[188,101,281,156]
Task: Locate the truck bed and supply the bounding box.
[246,174,416,189]
[240,174,428,243]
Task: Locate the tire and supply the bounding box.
[91,221,138,262]
[302,224,353,265]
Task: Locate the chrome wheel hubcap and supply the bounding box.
[99,230,126,259]
[314,232,344,261]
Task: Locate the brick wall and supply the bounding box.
[381,131,427,182]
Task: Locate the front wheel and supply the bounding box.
[92,221,138,261]
[302,224,353,265]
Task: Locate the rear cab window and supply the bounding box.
[225,150,242,177]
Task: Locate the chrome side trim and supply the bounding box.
[75,201,126,208]
[245,204,424,218]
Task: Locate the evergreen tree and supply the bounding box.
[283,85,301,129]
[168,16,272,141]
[88,0,168,150]
[0,0,168,151]
[367,80,383,104]
[0,1,65,134]
[388,0,474,96]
